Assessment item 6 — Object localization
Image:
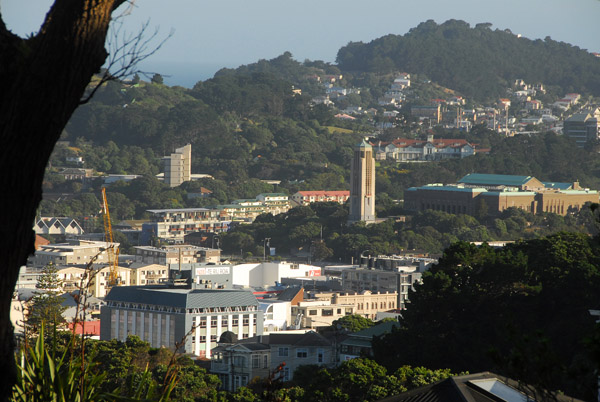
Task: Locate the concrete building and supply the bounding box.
[411,105,442,123]
[290,190,350,206]
[291,300,355,329]
[28,239,119,269]
[141,208,230,244]
[308,290,399,320]
[134,245,220,265]
[348,140,376,224]
[404,173,599,217]
[232,262,321,288]
[340,256,434,310]
[100,286,263,358]
[57,265,132,298]
[163,144,191,187]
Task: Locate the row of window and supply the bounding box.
[277,347,324,362]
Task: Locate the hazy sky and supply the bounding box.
[2,0,600,87]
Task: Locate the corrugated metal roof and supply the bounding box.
[542,182,572,190]
[105,286,258,308]
[458,173,535,187]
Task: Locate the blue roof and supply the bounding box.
[356,139,372,149]
[458,173,536,187]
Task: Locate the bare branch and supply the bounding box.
[79,16,173,104]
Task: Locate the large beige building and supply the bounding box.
[405,173,599,216]
[348,140,376,224]
[309,290,398,320]
[163,144,191,187]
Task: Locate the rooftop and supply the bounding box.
[105,286,258,309]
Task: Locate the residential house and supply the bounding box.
[34,217,84,236]
[211,331,334,390]
[339,321,400,361]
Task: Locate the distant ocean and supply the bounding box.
[136,61,244,88]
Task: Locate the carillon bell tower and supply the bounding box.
[348,139,376,224]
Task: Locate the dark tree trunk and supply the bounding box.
[0,0,125,398]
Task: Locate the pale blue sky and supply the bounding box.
[2,0,600,87]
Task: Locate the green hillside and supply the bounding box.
[336,19,600,101]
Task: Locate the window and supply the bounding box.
[309,310,317,316]
[252,355,261,368]
[317,348,324,363]
[233,356,246,367]
[263,355,268,368]
[296,348,308,358]
[283,367,290,381]
[322,309,333,316]
[278,347,289,357]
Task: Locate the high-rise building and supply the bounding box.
[164,144,191,187]
[348,140,376,223]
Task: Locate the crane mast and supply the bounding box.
[101,187,120,287]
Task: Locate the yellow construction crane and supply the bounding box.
[101,187,120,287]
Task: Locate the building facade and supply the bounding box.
[163,144,191,187]
[134,245,220,265]
[100,286,263,358]
[373,135,476,162]
[563,113,599,148]
[309,291,399,320]
[404,173,599,217]
[348,140,376,224]
[290,191,350,206]
[141,208,230,244]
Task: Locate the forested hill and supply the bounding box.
[336,19,600,101]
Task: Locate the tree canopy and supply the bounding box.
[373,232,600,400]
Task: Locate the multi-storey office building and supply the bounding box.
[100,286,263,358]
[341,256,434,310]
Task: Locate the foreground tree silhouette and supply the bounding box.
[0,1,129,398]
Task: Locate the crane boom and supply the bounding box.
[101,187,120,287]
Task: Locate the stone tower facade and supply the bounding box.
[348,140,376,223]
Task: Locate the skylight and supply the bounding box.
[469,379,533,402]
